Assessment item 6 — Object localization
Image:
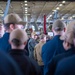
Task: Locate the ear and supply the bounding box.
[67,42,70,47]
[10,24,15,30]
[24,42,27,45]
[64,28,66,32]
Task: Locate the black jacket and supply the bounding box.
[55,55,75,75]
[0,50,23,75]
[46,47,75,75]
[9,49,42,75]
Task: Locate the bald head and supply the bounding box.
[9,28,28,47]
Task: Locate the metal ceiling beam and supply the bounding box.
[35,2,47,22]
[46,2,59,20]
[0,0,72,1]
[59,2,72,18]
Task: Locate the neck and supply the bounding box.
[5,29,12,33]
[54,31,64,36]
[11,45,25,50]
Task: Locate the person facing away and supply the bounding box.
[54,20,75,75]
[0,50,23,75]
[42,19,66,75]
[45,20,75,75]
[8,28,42,75]
[46,31,75,75]
[0,13,26,53]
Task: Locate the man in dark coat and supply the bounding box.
[0,50,23,75]
[45,21,75,75]
[0,13,28,54]
[9,28,42,75]
[42,19,66,75]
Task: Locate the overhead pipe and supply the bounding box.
[3,0,11,19]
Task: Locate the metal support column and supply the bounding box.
[44,15,47,34]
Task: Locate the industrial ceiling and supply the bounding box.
[0,0,75,23]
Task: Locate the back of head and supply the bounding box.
[66,20,75,33]
[62,20,75,46]
[52,19,66,31]
[9,28,28,47]
[64,31,74,45]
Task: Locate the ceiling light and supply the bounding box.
[69,17,72,20]
[25,7,27,9]
[25,4,27,6]
[53,10,57,12]
[0,10,3,14]
[62,1,66,3]
[47,14,52,20]
[0,14,4,16]
[61,17,64,20]
[49,15,52,17]
[25,11,27,13]
[24,14,30,15]
[24,1,27,3]
[59,4,62,6]
[56,7,59,10]
[25,10,27,11]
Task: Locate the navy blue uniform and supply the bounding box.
[55,55,75,75]
[46,47,75,75]
[0,33,11,53]
[0,33,29,55]
[42,35,65,75]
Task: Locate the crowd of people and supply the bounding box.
[0,13,75,75]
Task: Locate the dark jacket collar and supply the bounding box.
[65,47,75,53]
[9,49,26,55]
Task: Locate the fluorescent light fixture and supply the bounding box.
[24,1,27,3]
[59,4,62,6]
[24,14,30,15]
[0,14,4,16]
[0,10,3,14]
[53,10,56,12]
[49,15,52,17]
[47,15,52,20]
[25,10,27,11]
[56,7,59,10]
[69,17,72,20]
[25,7,27,9]
[25,11,27,13]
[61,17,64,20]
[25,4,27,6]
[62,1,66,3]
